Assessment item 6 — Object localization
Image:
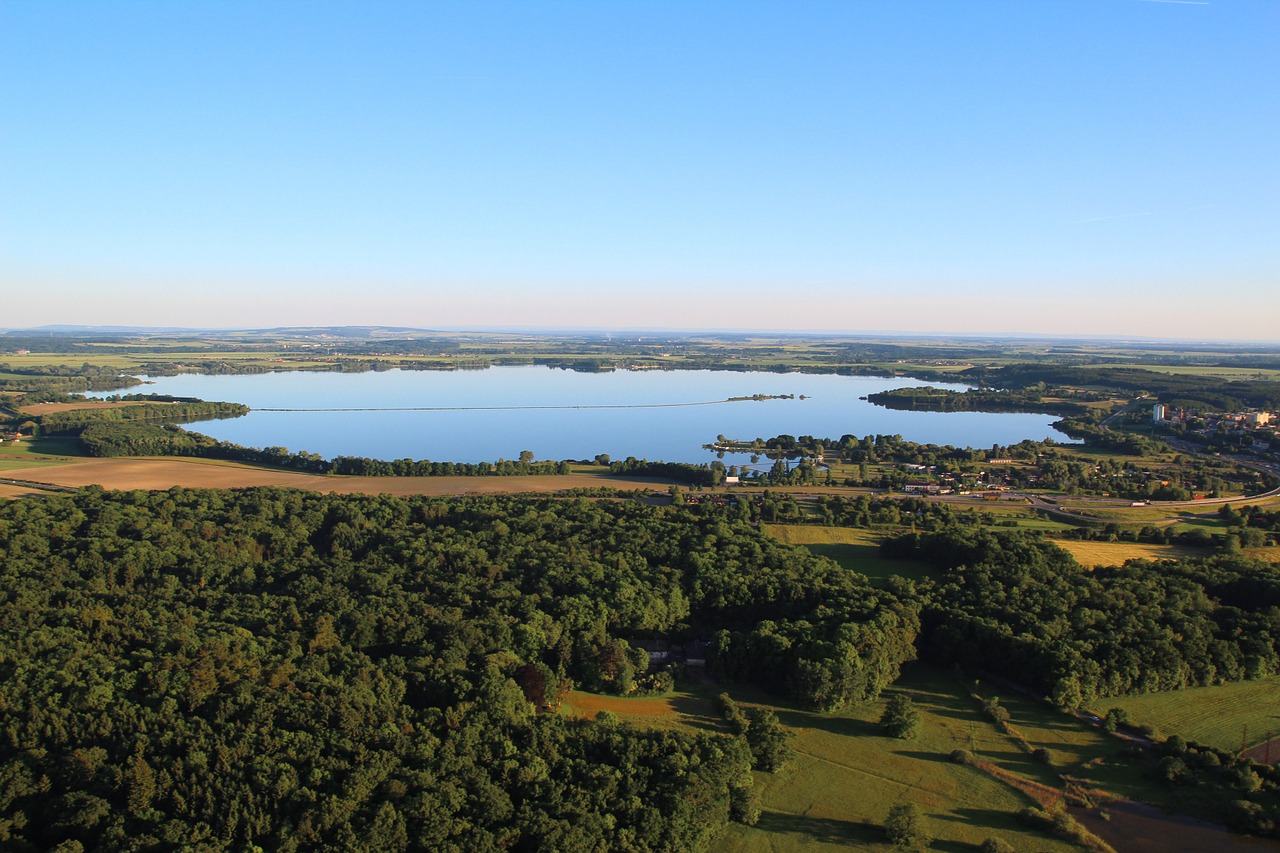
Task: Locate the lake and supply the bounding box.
[105,367,1073,464]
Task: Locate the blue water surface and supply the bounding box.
[105,366,1072,463]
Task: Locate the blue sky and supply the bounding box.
[2,1,1277,339]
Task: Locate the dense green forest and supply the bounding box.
[0,488,913,851]
[865,386,1088,415]
[76,421,575,477]
[34,401,250,436]
[884,528,1280,707]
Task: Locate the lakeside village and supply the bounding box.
[704,404,1279,503]
[1153,402,1276,442]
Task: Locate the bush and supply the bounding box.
[884,803,929,851]
[983,697,1010,725]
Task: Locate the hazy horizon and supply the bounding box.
[3,2,1276,340]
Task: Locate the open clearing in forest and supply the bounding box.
[560,691,708,733]
[762,524,936,585]
[1052,539,1199,568]
[1101,678,1280,754]
[576,667,1087,852]
[0,455,674,496]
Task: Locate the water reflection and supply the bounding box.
[108,366,1073,463]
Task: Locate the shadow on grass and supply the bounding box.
[753,810,881,846]
[769,707,884,740]
[893,749,955,765]
[668,693,725,733]
[15,436,84,457]
[931,807,1033,850]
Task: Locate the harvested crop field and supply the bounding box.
[9,457,675,496]
[19,400,171,415]
[0,483,45,499]
[1052,539,1197,568]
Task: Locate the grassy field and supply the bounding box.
[762,524,936,585]
[0,436,81,473]
[954,503,1079,532]
[567,668,1086,853]
[563,662,1270,851]
[1052,540,1199,568]
[1101,678,1280,753]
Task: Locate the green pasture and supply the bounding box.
[0,436,82,470]
[583,667,1085,853]
[955,503,1079,532]
[1101,678,1280,754]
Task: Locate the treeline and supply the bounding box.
[77,422,574,477]
[812,494,960,529]
[0,488,911,849]
[721,432,995,465]
[961,364,1280,411]
[608,457,725,486]
[729,430,1268,498]
[1051,416,1171,457]
[0,363,141,399]
[883,528,1280,707]
[866,386,1085,415]
[35,401,249,435]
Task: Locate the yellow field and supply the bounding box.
[1053,540,1198,568]
[0,483,45,499]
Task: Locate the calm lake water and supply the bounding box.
[108,367,1073,464]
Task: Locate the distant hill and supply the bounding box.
[2,325,443,339]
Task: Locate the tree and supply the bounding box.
[1103,707,1129,732]
[519,449,535,463]
[880,694,921,739]
[885,803,929,851]
[744,708,794,772]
